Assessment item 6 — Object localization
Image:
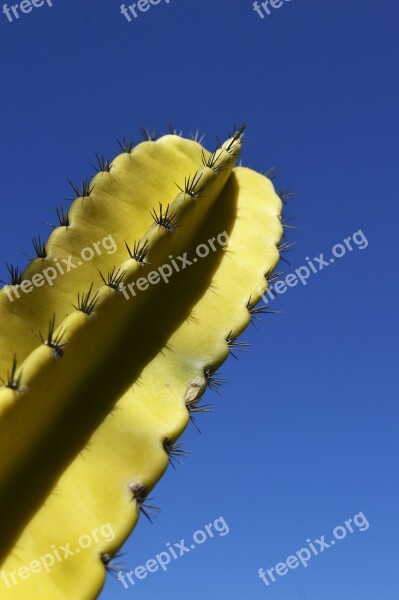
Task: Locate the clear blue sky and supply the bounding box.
[1,0,398,598]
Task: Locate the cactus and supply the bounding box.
[0,125,285,599]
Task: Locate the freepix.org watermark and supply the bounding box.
[1,522,115,588]
[2,0,54,22]
[120,0,171,22]
[262,229,368,303]
[253,0,292,20]
[117,516,230,589]
[118,231,230,301]
[4,235,117,303]
[258,511,369,588]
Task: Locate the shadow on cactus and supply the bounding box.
[0,124,292,599]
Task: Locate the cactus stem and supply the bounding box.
[125,239,150,264]
[163,438,191,469]
[129,483,160,523]
[73,284,99,316]
[98,267,127,292]
[150,203,179,233]
[39,315,67,359]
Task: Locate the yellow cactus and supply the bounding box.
[0,125,285,599]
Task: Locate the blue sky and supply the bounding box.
[1,0,398,598]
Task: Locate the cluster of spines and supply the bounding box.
[247,296,281,326]
[140,126,158,142]
[277,187,296,205]
[185,395,213,433]
[201,149,227,174]
[163,438,191,470]
[98,267,126,292]
[0,355,24,393]
[0,263,22,286]
[38,315,67,360]
[67,177,95,200]
[100,552,127,577]
[277,240,295,265]
[129,483,160,523]
[91,152,113,174]
[45,206,70,229]
[125,239,149,264]
[265,268,285,286]
[204,365,225,396]
[226,331,250,360]
[73,284,99,316]
[221,122,247,156]
[150,203,179,233]
[175,170,206,199]
[280,214,297,231]
[117,137,134,154]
